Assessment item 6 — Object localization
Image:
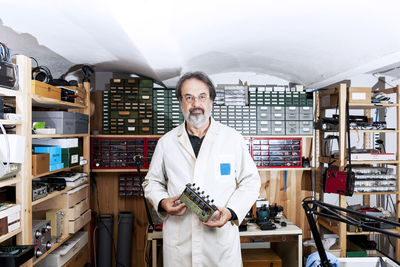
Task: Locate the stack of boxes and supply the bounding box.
[152,89,183,134]
[34,146,64,172]
[248,87,313,135]
[90,137,158,169]
[119,174,143,197]
[102,78,153,134]
[212,106,257,135]
[102,82,313,136]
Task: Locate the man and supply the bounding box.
[143,72,261,267]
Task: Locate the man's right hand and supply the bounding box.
[161,195,187,216]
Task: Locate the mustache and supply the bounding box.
[189,107,204,113]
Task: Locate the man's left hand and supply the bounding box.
[202,206,232,228]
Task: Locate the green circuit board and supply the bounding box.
[179,184,216,222]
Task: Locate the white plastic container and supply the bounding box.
[338,257,399,267]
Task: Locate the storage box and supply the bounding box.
[65,198,89,221]
[348,87,371,104]
[68,209,91,234]
[346,241,366,257]
[65,185,88,208]
[338,257,398,267]
[32,153,50,175]
[61,147,81,168]
[34,146,61,164]
[31,81,61,100]
[49,162,64,172]
[35,231,88,267]
[32,138,78,148]
[32,111,88,134]
[242,249,282,267]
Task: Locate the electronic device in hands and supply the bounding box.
[179,183,217,222]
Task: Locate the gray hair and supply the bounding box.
[175,72,216,101]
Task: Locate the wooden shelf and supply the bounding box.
[32,187,71,206]
[0,87,20,97]
[375,87,398,95]
[258,167,313,171]
[32,164,87,179]
[318,218,339,235]
[32,95,86,109]
[91,134,162,138]
[350,129,398,133]
[353,191,398,195]
[318,129,397,133]
[319,157,399,166]
[91,168,149,172]
[349,160,399,165]
[0,177,21,187]
[316,83,400,260]
[347,229,398,235]
[321,103,398,110]
[244,135,314,138]
[0,119,22,125]
[349,103,398,108]
[0,228,22,243]
[32,134,89,138]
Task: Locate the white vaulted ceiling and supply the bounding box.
[1,0,400,88]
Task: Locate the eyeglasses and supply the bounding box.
[183,93,209,103]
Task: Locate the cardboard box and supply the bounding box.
[242,249,282,267]
[32,153,50,175]
[31,80,61,100]
[348,87,371,104]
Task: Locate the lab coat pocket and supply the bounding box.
[163,216,180,246]
[216,223,236,248]
[215,155,235,178]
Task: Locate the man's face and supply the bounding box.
[180,78,213,128]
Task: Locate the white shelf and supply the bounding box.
[0,119,22,125]
[0,87,20,97]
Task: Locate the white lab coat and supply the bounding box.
[143,118,261,267]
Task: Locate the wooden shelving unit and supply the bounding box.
[32,164,88,179]
[0,119,22,125]
[315,83,400,260]
[0,55,91,266]
[0,177,21,187]
[32,133,90,139]
[0,228,23,243]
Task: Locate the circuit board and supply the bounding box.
[179,183,217,222]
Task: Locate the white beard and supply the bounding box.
[182,103,212,128]
[185,112,209,128]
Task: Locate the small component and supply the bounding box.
[179,183,217,222]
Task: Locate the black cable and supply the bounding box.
[30,56,39,68]
[94,176,126,267]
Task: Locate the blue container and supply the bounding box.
[34,146,62,164]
